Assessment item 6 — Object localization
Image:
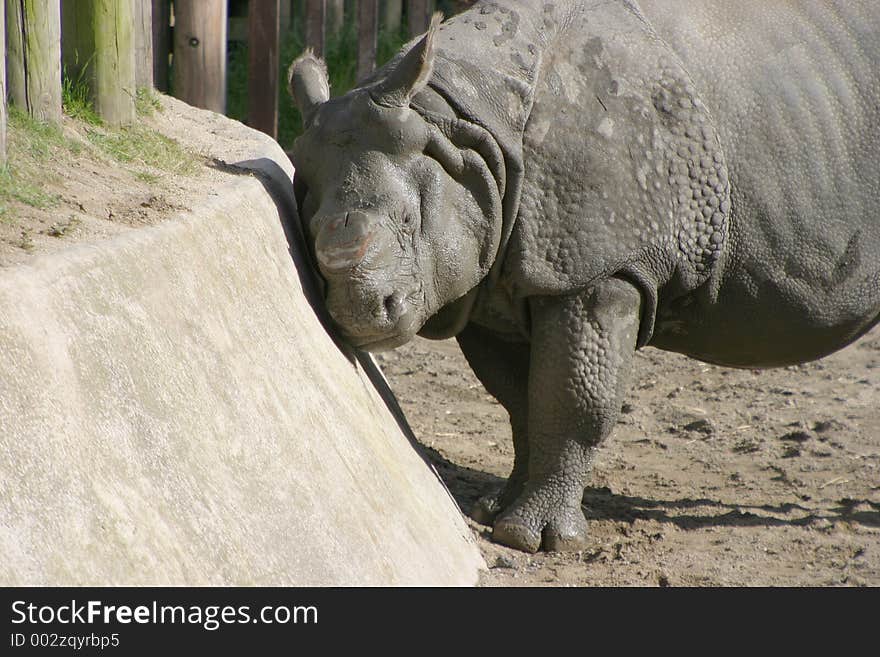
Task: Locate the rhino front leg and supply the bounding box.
[456,323,530,524]
[492,277,642,552]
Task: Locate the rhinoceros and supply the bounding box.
[288,0,880,552]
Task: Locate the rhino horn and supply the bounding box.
[288,49,330,128]
[314,211,378,272]
[371,12,443,108]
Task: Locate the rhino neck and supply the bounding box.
[421,1,654,283]
[405,1,645,339]
[417,287,480,340]
[421,1,577,292]
[408,88,504,340]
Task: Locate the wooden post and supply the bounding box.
[151,0,170,91]
[134,0,153,89]
[406,0,429,37]
[1,1,6,167]
[93,1,135,125]
[62,1,137,126]
[6,0,62,123]
[304,0,325,57]
[381,0,402,35]
[357,0,378,82]
[327,0,343,34]
[248,0,280,138]
[280,0,292,33]
[173,0,227,113]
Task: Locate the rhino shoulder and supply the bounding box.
[502,1,733,342]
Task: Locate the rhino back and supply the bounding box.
[637,0,880,365]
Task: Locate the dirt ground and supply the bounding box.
[376,326,880,587]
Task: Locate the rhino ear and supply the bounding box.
[288,50,330,128]
[371,12,443,107]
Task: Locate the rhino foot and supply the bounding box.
[492,499,588,553]
[470,492,504,525]
[470,477,527,525]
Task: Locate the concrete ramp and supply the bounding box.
[0,99,484,586]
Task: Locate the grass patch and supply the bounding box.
[136,87,163,116]
[0,167,60,211]
[61,72,189,181]
[0,107,73,218]
[62,68,102,126]
[86,125,200,176]
[8,106,73,158]
[64,66,162,121]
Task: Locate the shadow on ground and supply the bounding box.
[582,486,880,530]
[418,444,880,532]
[419,446,505,515]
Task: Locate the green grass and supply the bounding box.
[8,106,74,158]
[60,69,192,179]
[62,72,198,177]
[0,167,60,211]
[135,87,164,116]
[0,107,72,219]
[86,125,200,176]
[62,67,102,126]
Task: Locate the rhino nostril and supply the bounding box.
[383,292,406,322]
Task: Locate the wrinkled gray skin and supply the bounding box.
[289,0,880,552]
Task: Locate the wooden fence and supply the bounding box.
[1,0,452,163]
[1,2,6,166]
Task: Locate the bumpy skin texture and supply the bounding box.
[289,1,880,552]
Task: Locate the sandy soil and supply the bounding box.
[376,326,880,587]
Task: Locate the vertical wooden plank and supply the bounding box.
[406,0,429,38]
[5,1,25,112]
[173,0,227,113]
[248,0,280,138]
[63,1,136,126]
[279,0,292,33]
[357,0,378,82]
[151,0,170,91]
[95,0,136,125]
[304,0,325,57]
[0,1,6,167]
[61,1,90,85]
[61,0,85,81]
[327,0,343,34]
[5,0,62,123]
[381,0,402,35]
[133,0,153,88]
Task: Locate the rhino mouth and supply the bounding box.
[338,305,424,352]
[346,331,415,352]
[328,282,427,352]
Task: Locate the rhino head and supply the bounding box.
[288,16,504,351]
